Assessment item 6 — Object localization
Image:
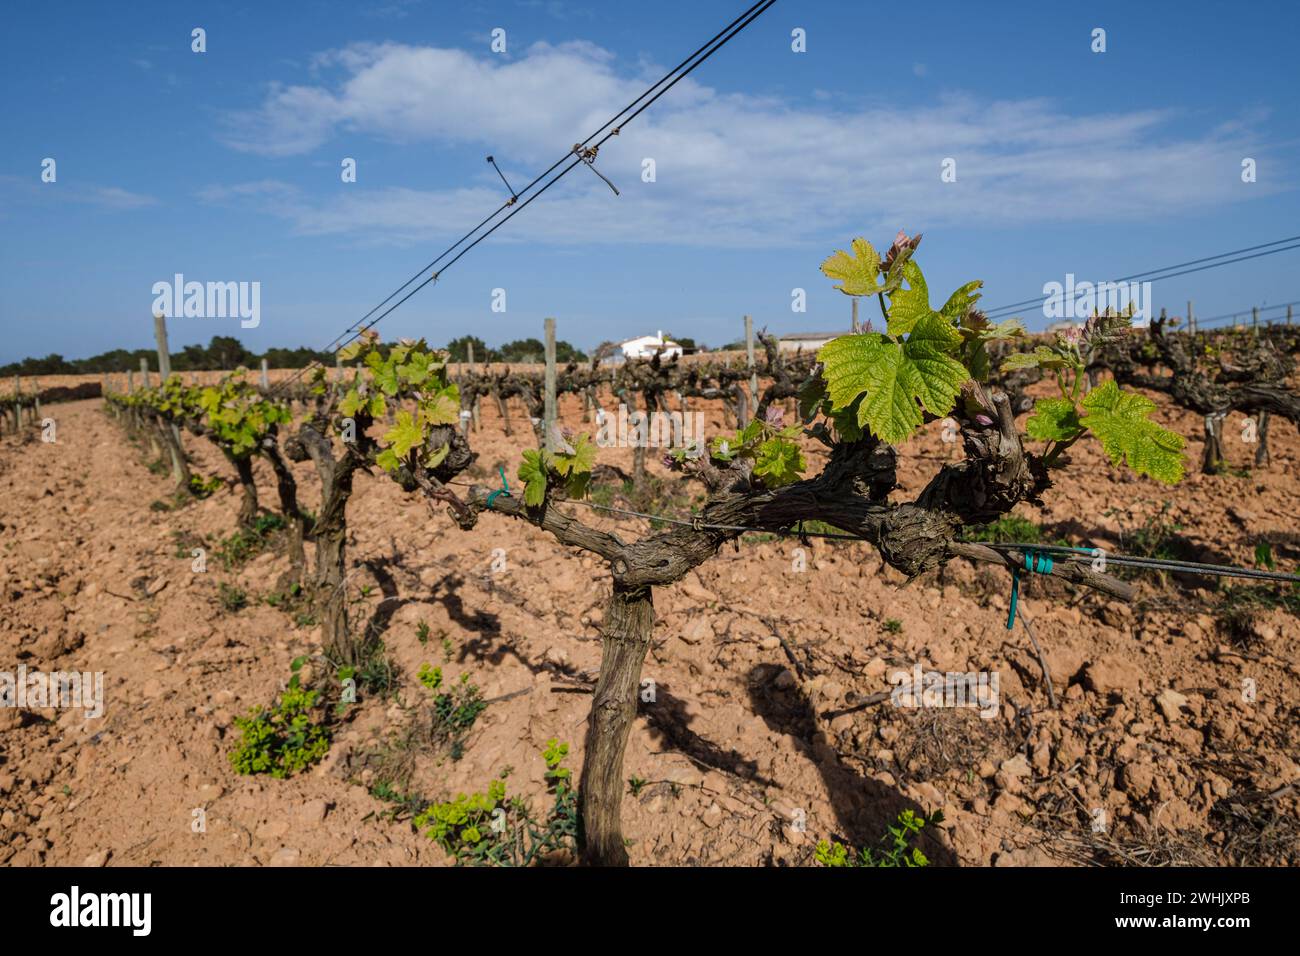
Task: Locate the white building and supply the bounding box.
[777,331,843,354]
[618,331,683,361]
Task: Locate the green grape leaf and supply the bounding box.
[1001,347,1069,371]
[399,350,434,386]
[551,432,596,479]
[338,389,366,418]
[709,434,737,461]
[939,280,983,322]
[829,399,865,442]
[420,385,461,427]
[368,393,387,418]
[978,318,1024,340]
[375,448,400,473]
[753,437,805,487]
[886,263,982,337]
[885,260,932,337]
[820,238,882,296]
[517,449,548,507]
[384,410,425,460]
[1080,381,1185,484]
[818,314,967,445]
[796,374,827,422]
[1025,397,1083,442]
[423,442,450,471]
[337,340,366,362]
[563,470,591,500]
[371,361,401,397]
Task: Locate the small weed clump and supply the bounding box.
[217,582,248,613]
[413,739,578,866]
[419,663,487,760]
[188,473,224,498]
[816,808,942,867]
[229,659,331,778]
[216,513,287,568]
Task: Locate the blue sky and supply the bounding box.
[2,0,1299,362]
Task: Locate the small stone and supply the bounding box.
[197,784,224,802]
[256,819,290,842]
[679,618,712,646]
[268,847,301,867]
[298,799,328,825]
[1156,688,1189,722]
[83,849,110,867]
[1118,762,1156,799]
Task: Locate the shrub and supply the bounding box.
[229,661,331,778]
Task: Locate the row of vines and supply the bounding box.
[93,232,1299,865]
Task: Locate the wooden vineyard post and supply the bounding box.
[153,313,192,491]
[466,342,481,430]
[139,356,151,389]
[1187,300,1194,337]
[744,314,757,426]
[1288,304,1294,326]
[544,317,557,451]
[260,358,270,390]
[851,297,859,333]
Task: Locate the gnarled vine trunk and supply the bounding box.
[579,583,656,866]
[230,455,259,528]
[262,443,306,588]
[293,417,369,667]
[160,421,191,493]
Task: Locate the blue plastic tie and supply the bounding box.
[1007,549,1053,630]
[486,466,512,508]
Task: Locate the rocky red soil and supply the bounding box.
[1,383,1297,867]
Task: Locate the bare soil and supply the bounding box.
[1,382,1297,867]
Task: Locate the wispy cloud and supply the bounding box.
[214,40,1277,248]
[0,175,158,212]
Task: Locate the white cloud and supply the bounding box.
[0,175,158,212]
[215,41,1276,248]
[88,186,159,210]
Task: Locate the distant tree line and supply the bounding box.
[0,336,335,377]
[444,336,587,364]
[2,334,596,377]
